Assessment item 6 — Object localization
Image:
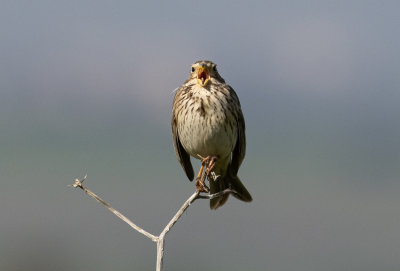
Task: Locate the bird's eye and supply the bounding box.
[213,66,217,71]
[191,67,195,72]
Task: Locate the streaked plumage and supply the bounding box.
[171,60,252,209]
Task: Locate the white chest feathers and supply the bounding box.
[177,86,237,159]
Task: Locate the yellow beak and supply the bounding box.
[197,67,211,86]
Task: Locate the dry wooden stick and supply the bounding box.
[71,165,234,271]
[72,175,158,242]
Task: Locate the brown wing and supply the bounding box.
[229,86,246,176]
[171,86,194,181]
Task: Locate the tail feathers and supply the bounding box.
[209,172,252,210]
[229,175,252,202]
[209,176,230,210]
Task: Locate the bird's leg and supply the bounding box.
[195,155,211,192]
[205,156,217,179]
[195,155,207,180]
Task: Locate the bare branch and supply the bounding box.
[196,188,236,200]
[156,191,200,271]
[159,191,200,239]
[71,161,232,271]
[72,177,158,242]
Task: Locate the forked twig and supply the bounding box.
[71,163,234,271]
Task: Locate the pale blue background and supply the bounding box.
[1,1,400,270]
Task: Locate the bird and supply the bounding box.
[171,60,252,209]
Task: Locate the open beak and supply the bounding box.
[197,67,211,86]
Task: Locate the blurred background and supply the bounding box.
[1,1,400,270]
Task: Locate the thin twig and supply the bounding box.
[196,188,236,199]
[72,177,158,242]
[71,165,233,271]
[156,191,200,271]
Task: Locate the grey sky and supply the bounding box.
[1,1,400,270]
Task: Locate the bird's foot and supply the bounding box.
[195,155,218,191]
[195,177,209,192]
[205,156,217,178]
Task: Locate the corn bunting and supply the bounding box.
[172,60,252,209]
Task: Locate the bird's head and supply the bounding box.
[189,60,224,87]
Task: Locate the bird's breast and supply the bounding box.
[176,87,237,160]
